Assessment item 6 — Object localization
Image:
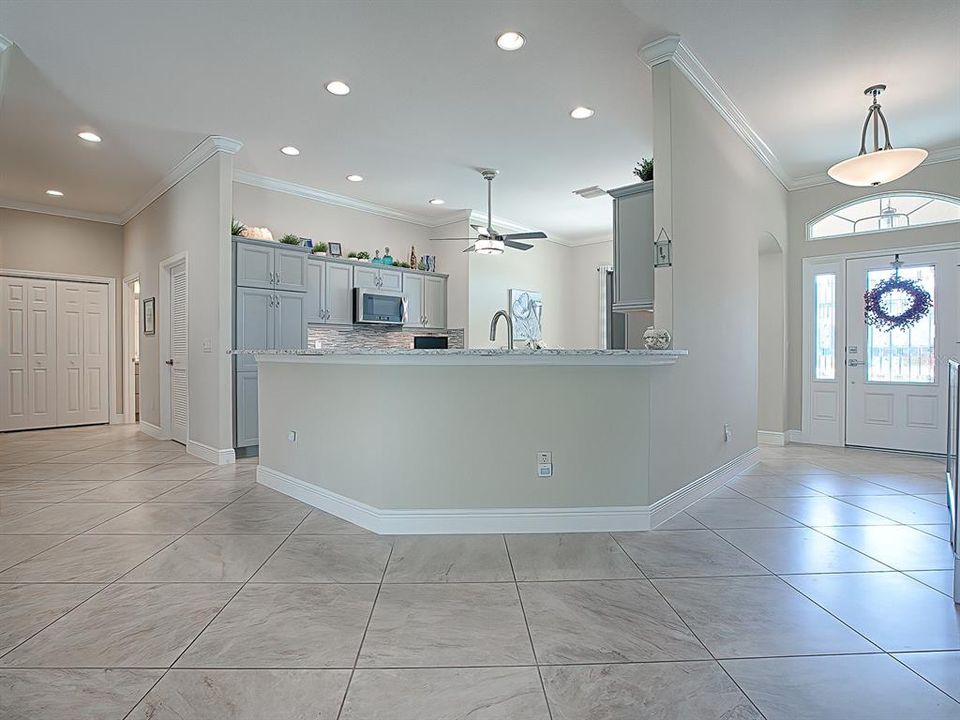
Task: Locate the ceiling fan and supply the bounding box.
[430,168,547,254]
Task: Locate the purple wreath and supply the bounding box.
[863,275,932,331]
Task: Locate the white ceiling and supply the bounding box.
[1,1,957,242]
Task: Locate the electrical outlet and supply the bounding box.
[723,423,732,442]
[288,430,297,443]
[537,451,552,465]
[538,463,553,478]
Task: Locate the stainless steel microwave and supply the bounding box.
[354,288,406,325]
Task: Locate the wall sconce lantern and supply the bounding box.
[654,227,672,267]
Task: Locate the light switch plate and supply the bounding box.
[537,451,552,464]
[538,463,553,478]
[202,339,213,353]
[287,430,297,443]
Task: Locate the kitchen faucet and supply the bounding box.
[489,310,514,350]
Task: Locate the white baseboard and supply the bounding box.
[649,447,759,528]
[187,439,236,465]
[257,466,652,534]
[757,430,787,446]
[138,421,168,440]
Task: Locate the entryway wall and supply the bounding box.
[0,207,125,422]
[786,158,960,437]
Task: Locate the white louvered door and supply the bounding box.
[0,277,29,430]
[169,261,188,444]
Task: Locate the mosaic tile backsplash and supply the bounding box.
[307,324,465,351]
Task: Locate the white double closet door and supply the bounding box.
[1,276,109,431]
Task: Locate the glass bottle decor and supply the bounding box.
[382,246,393,265]
[410,245,417,269]
[372,249,382,265]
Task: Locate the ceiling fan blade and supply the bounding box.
[503,240,534,251]
[461,244,477,253]
[502,231,547,241]
[430,237,474,241]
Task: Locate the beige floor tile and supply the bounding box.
[0,669,162,720]
[129,669,350,720]
[191,502,311,534]
[684,497,801,529]
[542,661,763,720]
[0,501,49,519]
[754,495,897,526]
[0,535,72,572]
[295,509,370,534]
[1,582,239,668]
[652,512,704,530]
[0,502,137,534]
[893,651,960,703]
[122,534,286,582]
[359,583,534,667]
[0,583,104,656]
[816,525,956,571]
[341,667,550,720]
[716,527,889,574]
[71,479,189,502]
[59,463,159,481]
[907,570,955,596]
[520,579,709,664]
[839,494,951,525]
[179,583,376,668]
[123,464,212,482]
[88,503,224,534]
[727,475,826,497]
[151,479,255,503]
[723,654,960,720]
[506,533,641,581]
[384,534,513,583]
[252,535,391,583]
[615,529,768,578]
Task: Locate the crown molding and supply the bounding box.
[789,144,960,191]
[638,35,680,66]
[119,135,242,224]
[0,197,122,224]
[234,170,472,228]
[0,34,12,53]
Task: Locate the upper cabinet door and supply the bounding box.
[378,268,403,293]
[235,287,274,371]
[305,258,325,324]
[324,263,354,325]
[403,273,424,328]
[236,242,275,289]
[353,266,380,289]
[612,187,654,311]
[275,248,307,292]
[275,291,306,350]
[423,275,447,329]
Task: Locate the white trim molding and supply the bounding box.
[0,198,123,225]
[257,465,652,534]
[649,447,759,528]
[187,439,236,465]
[639,35,791,189]
[121,136,242,224]
[138,420,168,440]
[757,430,788,446]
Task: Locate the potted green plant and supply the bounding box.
[347,251,358,259]
[231,217,246,237]
[279,234,303,246]
[634,157,653,182]
[312,242,328,256]
[355,251,371,262]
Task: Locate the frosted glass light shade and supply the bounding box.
[828,148,928,187]
[475,238,504,255]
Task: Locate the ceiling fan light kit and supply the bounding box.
[828,84,928,187]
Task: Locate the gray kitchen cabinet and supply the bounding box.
[354,265,402,292]
[235,371,259,448]
[235,287,274,371]
[275,248,308,292]
[608,182,654,311]
[275,291,306,350]
[402,273,447,329]
[235,237,308,293]
[307,258,354,325]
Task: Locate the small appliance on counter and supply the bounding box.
[413,335,448,349]
[354,288,405,325]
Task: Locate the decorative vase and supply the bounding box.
[642,327,672,350]
[382,247,394,265]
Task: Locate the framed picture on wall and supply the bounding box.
[328,241,342,257]
[143,297,156,336]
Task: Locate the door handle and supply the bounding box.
[165,359,174,366]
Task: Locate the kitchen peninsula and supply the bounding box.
[248,348,690,534]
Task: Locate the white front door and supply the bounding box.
[845,249,959,453]
[168,261,188,444]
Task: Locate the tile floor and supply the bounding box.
[0,425,958,719]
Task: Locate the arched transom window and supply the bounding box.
[807,192,960,241]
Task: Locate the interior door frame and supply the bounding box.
[0,268,120,425]
[122,272,140,424]
[159,252,188,442]
[801,240,960,448]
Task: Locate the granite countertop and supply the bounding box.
[228,348,687,356]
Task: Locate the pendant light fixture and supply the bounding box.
[827,84,927,187]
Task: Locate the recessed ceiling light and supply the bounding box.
[45,189,64,197]
[280,146,300,156]
[496,31,525,51]
[428,198,445,205]
[326,81,350,96]
[77,131,102,143]
[346,174,363,182]
[570,106,595,120]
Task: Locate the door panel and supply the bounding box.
[235,370,259,447]
[0,277,29,429]
[236,242,275,289]
[379,269,403,293]
[305,258,325,323]
[275,249,307,292]
[169,262,188,444]
[27,280,58,427]
[236,288,273,371]
[403,274,423,328]
[81,283,109,423]
[324,263,353,325]
[57,282,85,425]
[423,276,446,329]
[845,249,958,453]
[353,267,379,289]
[275,292,306,350]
